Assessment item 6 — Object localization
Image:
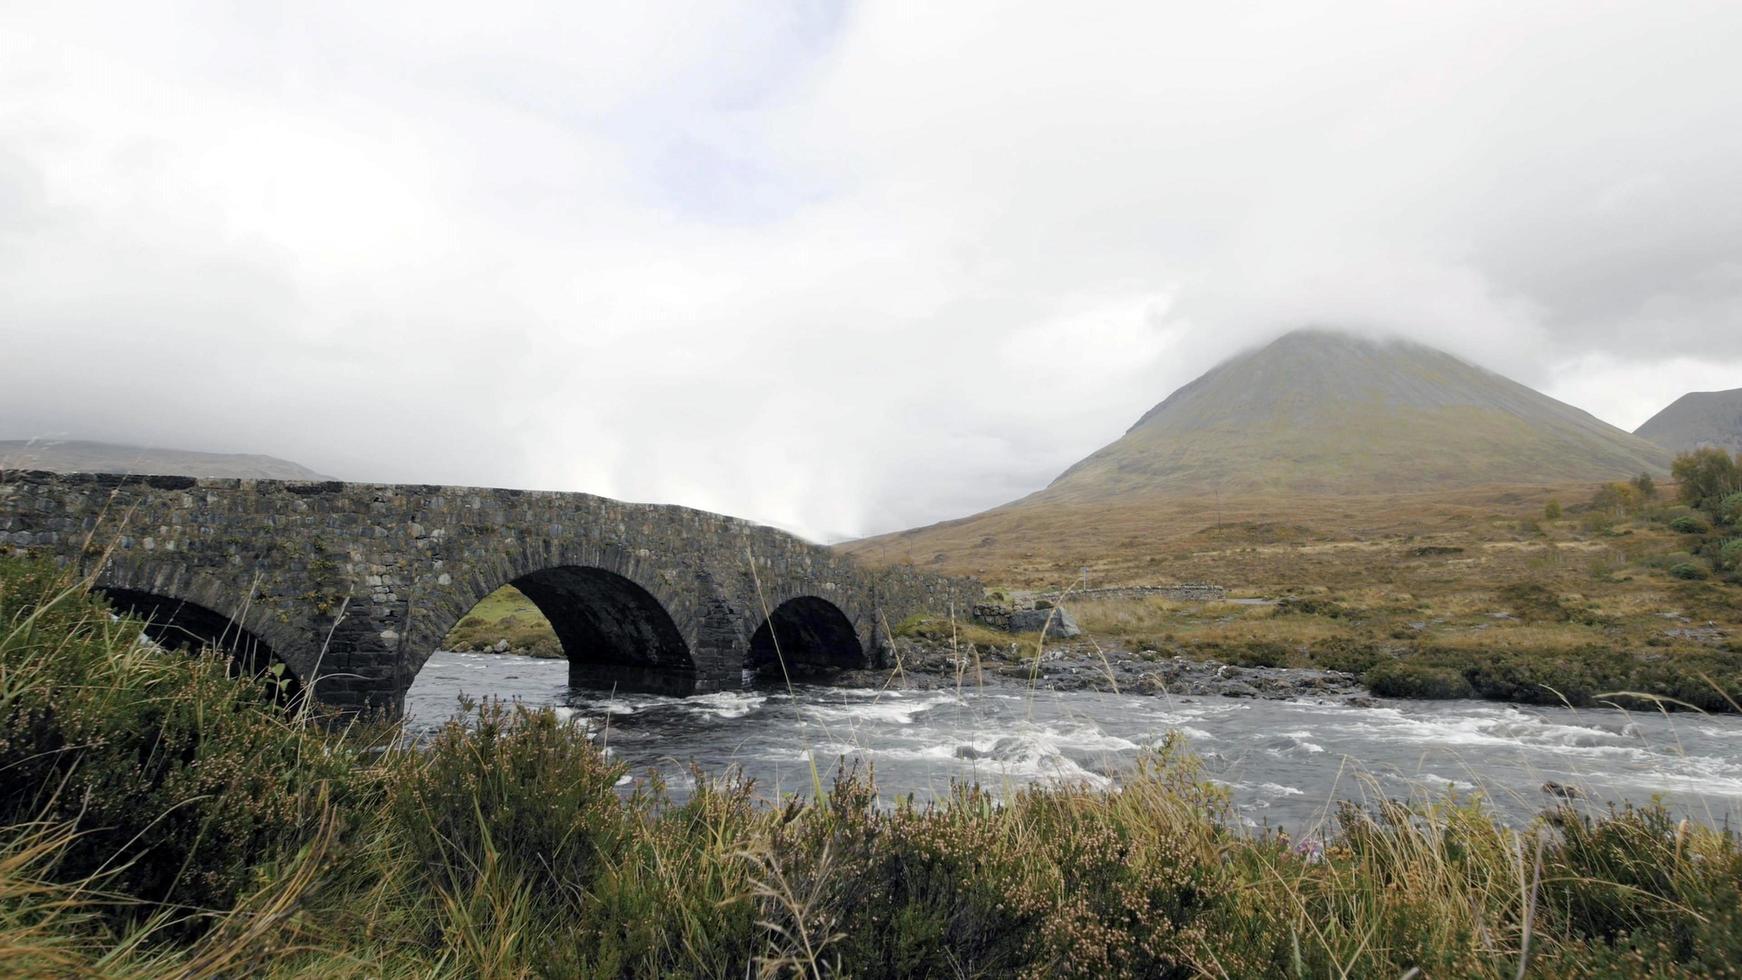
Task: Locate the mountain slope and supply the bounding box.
[1036,330,1666,502]
[0,440,333,481]
[1635,388,1742,455]
[841,330,1670,580]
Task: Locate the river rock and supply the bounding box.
[1007,606,1082,638]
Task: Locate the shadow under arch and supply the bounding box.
[504,565,697,694]
[97,587,303,703]
[748,595,865,680]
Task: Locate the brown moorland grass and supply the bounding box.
[842,482,1742,708]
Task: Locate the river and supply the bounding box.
[406,650,1742,831]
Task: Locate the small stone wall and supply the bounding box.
[1036,584,1227,603]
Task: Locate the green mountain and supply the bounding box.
[1635,388,1742,456]
[0,440,332,481]
[1032,330,1667,502]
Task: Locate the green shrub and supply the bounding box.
[388,700,634,896]
[1462,652,1612,705]
[1668,514,1709,534]
[772,744,1232,978]
[1363,661,1474,699]
[1669,560,1710,580]
[1308,637,1383,674]
[1720,492,1742,526]
[1228,641,1293,668]
[1673,447,1742,511]
[1721,539,1742,571]
[1544,499,1563,520]
[1545,803,1742,967]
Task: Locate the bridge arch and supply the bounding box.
[747,595,866,679]
[414,541,705,695]
[91,562,310,701]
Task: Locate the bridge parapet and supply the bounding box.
[0,472,981,711]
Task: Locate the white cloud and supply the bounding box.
[3,1,1740,541]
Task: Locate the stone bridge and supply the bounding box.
[0,472,980,713]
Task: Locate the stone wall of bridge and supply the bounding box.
[0,472,981,711]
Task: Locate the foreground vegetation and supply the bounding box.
[3,555,1741,976]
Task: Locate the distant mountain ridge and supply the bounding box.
[1035,330,1668,502]
[0,440,332,481]
[1635,388,1742,456]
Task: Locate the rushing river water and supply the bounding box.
[407,650,1742,830]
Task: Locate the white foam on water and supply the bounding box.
[1411,772,1479,792]
[963,742,1112,790]
[801,692,956,725]
[803,742,961,764]
[568,696,642,716]
[683,691,767,720]
[1159,725,1216,743]
[1037,723,1141,754]
[1264,732,1326,755]
[1215,780,1306,808]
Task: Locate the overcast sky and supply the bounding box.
[3,2,1740,541]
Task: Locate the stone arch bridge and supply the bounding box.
[0,472,980,713]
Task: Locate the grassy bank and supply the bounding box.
[844,480,1742,711]
[1065,587,1742,711]
[442,584,562,657]
[4,554,1741,977]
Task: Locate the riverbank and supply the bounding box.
[826,634,1372,703]
[446,575,1742,712]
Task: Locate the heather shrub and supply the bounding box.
[1364,661,1474,699]
[1307,637,1383,674]
[1228,640,1293,668]
[0,557,358,927]
[387,699,636,900]
[766,742,1232,979]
